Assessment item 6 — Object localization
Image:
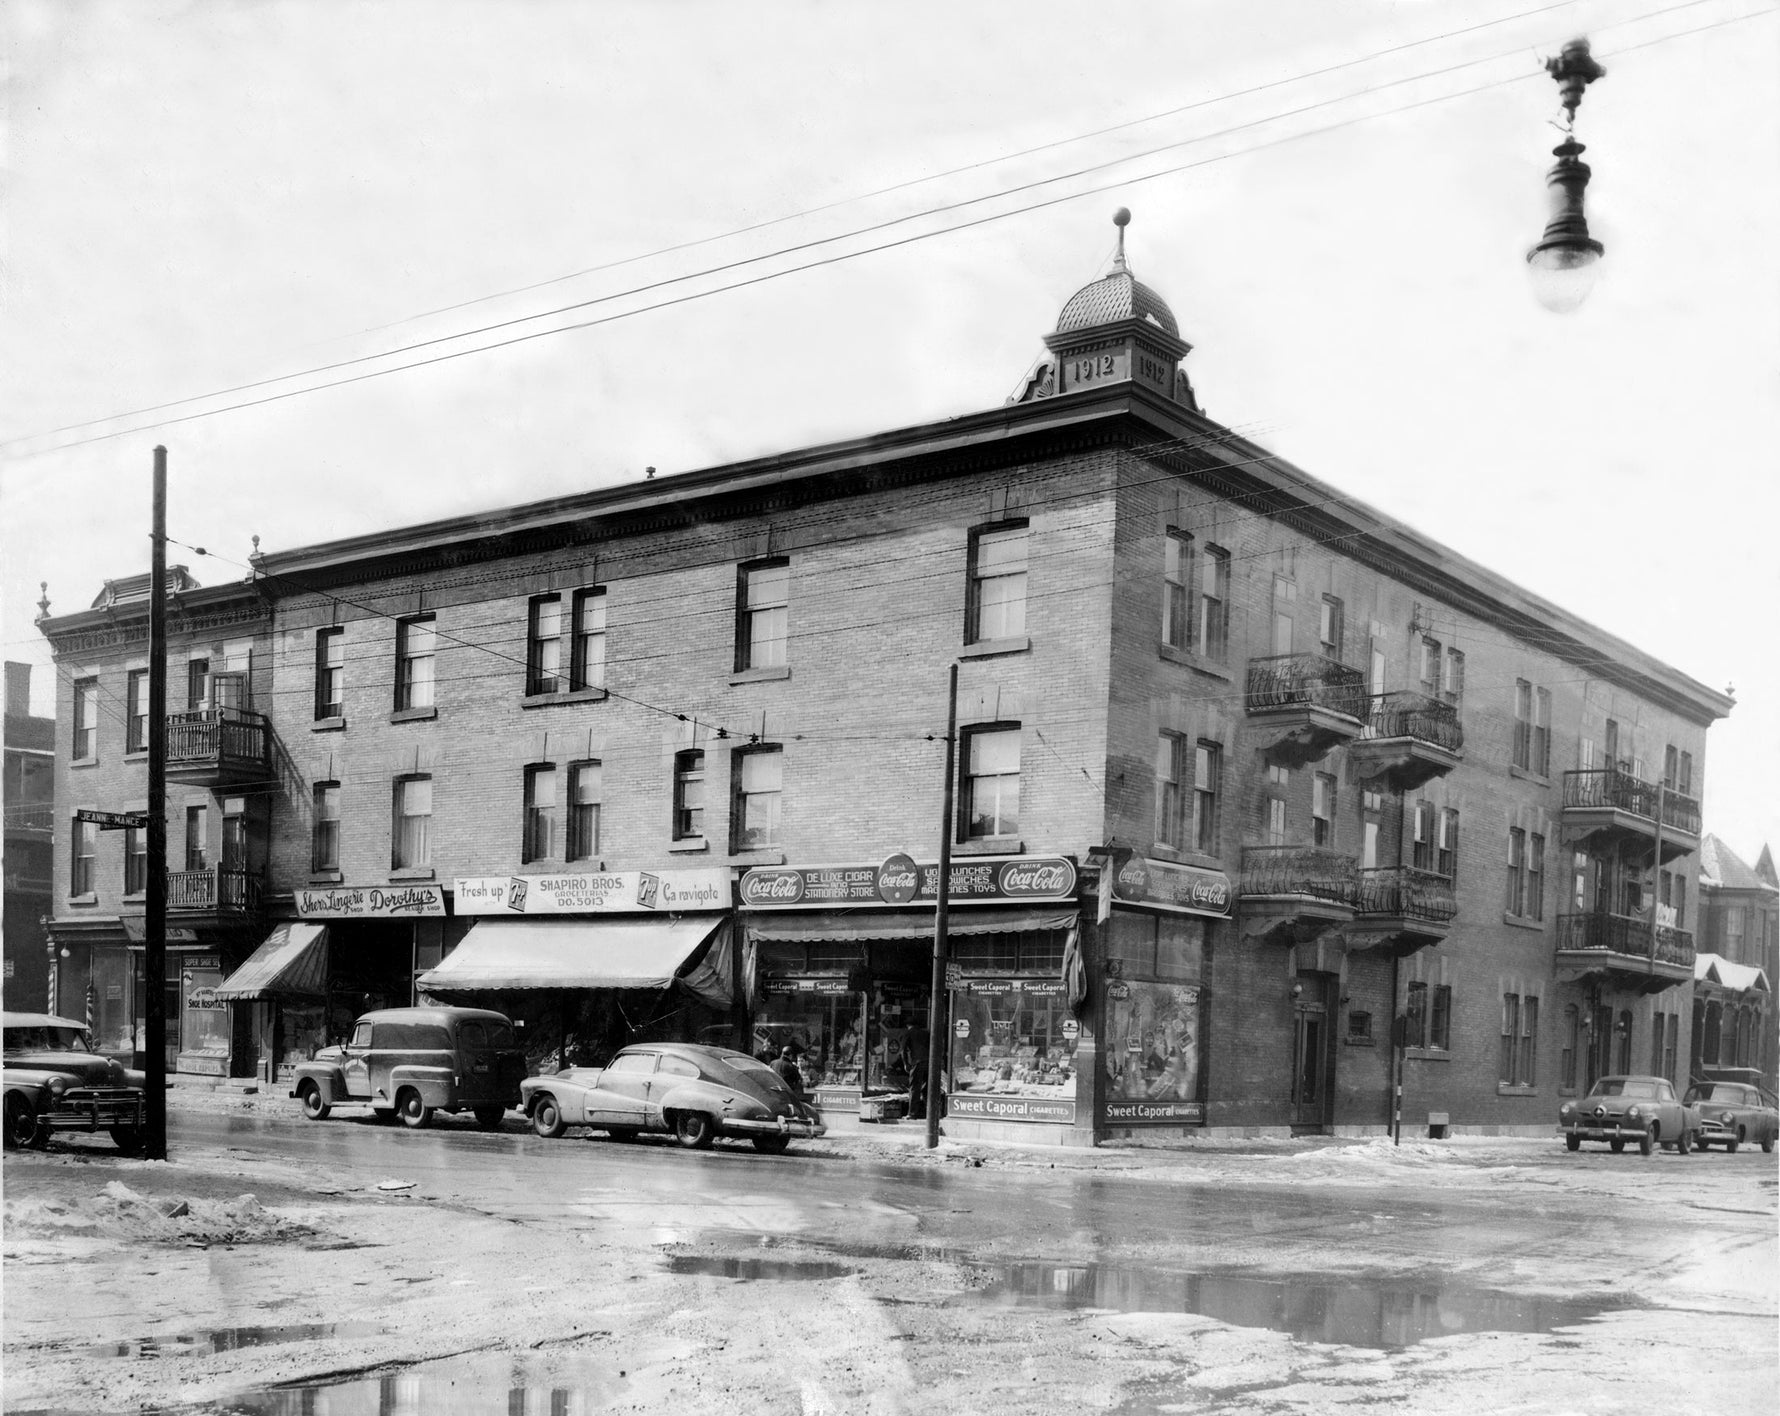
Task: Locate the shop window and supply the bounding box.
[1162,530,1192,650]
[312,782,340,872]
[124,825,147,895]
[184,805,209,871]
[1193,741,1221,854]
[395,616,437,711]
[126,669,149,752]
[571,588,607,691]
[953,981,1079,1103]
[72,678,98,760]
[1102,978,1204,1108]
[1197,547,1229,661]
[951,936,1019,973]
[737,561,790,670]
[1155,733,1186,849]
[523,764,558,863]
[71,817,97,896]
[393,775,432,870]
[732,746,783,850]
[567,761,601,861]
[966,523,1028,644]
[751,977,865,1093]
[315,628,345,719]
[673,750,705,841]
[961,725,1020,840]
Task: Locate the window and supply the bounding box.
[1506,828,1527,915]
[1560,1005,1579,1090]
[1362,819,1379,870]
[126,670,149,752]
[1412,802,1433,871]
[1155,734,1186,849]
[315,629,345,719]
[1193,742,1221,855]
[571,589,607,691]
[1162,531,1191,650]
[1678,750,1693,796]
[1650,1010,1668,1078]
[967,525,1028,643]
[184,805,208,871]
[1404,982,1427,1048]
[1513,680,1533,770]
[1419,637,1441,696]
[1442,647,1465,704]
[1661,1012,1678,1082]
[1533,687,1551,776]
[567,761,602,861]
[1663,744,1678,790]
[733,747,784,850]
[737,561,790,670]
[312,782,341,872]
[72,678,98,760]
[1430,984,1452,1051]
[1528,833,1545,921]
[962,726,1020,839]
[1501,994,1537,1085]
[1319,595,1343,659]
[1264,765,1288,845]
[1271,576,1294,655]
[395,616,437,710]
[523,765,558,863]
[1312,773,1336,848]
[124,825,147,894]
[673,751,706,841]
[1500,994,1519,1082]
[1603,718,1621,770]
[1197,546,1229,661]
[527,597,564,695]
[186,659,210,712]
[1724,906,1745,956]
[71,817,97,895]
[1430,809,1456,879]
[393,776,433,869]
[1369,640,1387,696]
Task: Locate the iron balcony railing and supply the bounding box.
[1562,767,1701,838]
[1239,844,1359,907]
[1244,654,1367,720]
[3,801,56,834]
[1360,691,1463,754]
[1555,910,1695,970]
[1356,865,1458,923]
[165,706,271,771]
[167,868,264,915]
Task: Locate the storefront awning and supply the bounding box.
[213,923,329,1001]
[415,915,732,1006]
[1695,952,1772,994]
[747,909,1077,945]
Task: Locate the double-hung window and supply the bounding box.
[962,726,1020,840]
[571,589,607,691]
[733,747,784,850]
[186,659,210,712]
[527,597,565,695]
[523,765,558,863]
[1506,828,1527,916]
[1319,595,1343,659]
[737,561,790,670]
[567,761,601,861]
[967,525,1028,644]
[1528,833,1545,921]
[124,825,148,895]
[1532,688,1551,776]
[1430,984,1452,1051]
[184,805,209,871]
[393,776,432,869]
[673,751,706,841]
[312,782,341,872]
[1162,532,1191,650]
[1404,982,1428,1048]
[72,678,98,760]
[315,629,345,719]
[1513,681,1533,770]
[1197,547,1229,661]
[1436,809,1459,879]
[1193,742,1220,854]
[1412,802,1433,871]
[126,669,149,752]
[1442,648,1465,705]
[396,617,437,711]
[1419,637,1442,696]
[1312,773,1336,848]
[1155,733,1186,849]
[71,817,97,896]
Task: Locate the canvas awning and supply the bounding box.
[745,909,1076,946]
[1694,952,1772,994]
[213,923,329,1001]
[415,915,732,1007]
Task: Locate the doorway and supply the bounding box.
[1291,971,1335,1130]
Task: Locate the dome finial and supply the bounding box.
[1112,207,1131,271]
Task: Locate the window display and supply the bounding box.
[947,978,1075,1099]
[1101,909,1208,1124]
[752,979,863,1090]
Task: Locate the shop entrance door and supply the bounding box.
[1290,972,1334,1130]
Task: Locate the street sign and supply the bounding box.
[76,809,148,831]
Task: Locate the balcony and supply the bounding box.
[4,801,55,838]
[1244,654,1367,766]
[165,707,273,790]
[1554,910,1695,993]
[1238,844,1358,944]
[1561,768,1700,864]
[1346,692,1463,793]
[167,868,265,924]
[1346,865,1457,955]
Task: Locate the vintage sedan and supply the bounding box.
[521,1042,825,1154]
[3,1011,147,1153]
[1685,1077,1779,1153]
[1558,1074,1700,1155]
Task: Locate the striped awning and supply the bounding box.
[213,923,329,1001]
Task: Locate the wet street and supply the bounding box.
[4,1101,1776,1414]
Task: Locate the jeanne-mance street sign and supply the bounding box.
[75,809,149,831]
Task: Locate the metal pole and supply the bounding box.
[1649,780,1665,980]
[924,662,959,1150]
[1390,952,1402,1146]
[145,446,168,1159]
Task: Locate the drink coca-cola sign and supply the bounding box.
[1110,856,1232,918]
[739,856,1077,909]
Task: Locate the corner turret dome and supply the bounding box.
[1056,269,1179,337]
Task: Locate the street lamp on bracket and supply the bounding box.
[1527,37,1607,313]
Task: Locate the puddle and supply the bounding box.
[959,1260,1623,1349]
[665,1254,857,1281]
[88,1322,381,1359]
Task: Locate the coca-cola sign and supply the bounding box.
[738,868,807,907]
[1110,856,1232,918]
[876,853,920,904]
[739,856,1078,909]
[998,859,1076,896]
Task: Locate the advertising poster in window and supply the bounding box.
[946,978,1078,1123]
[1101,979,1207,1124]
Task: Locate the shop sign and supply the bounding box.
[1103,1099,1204,1124]
[1061,1018,1079,1038]
[739,856,1077,909]
[814,1088,860,1113]
[453,869,730,916]
[1112,856,1231,918]
[294,884,447,918]
[956,977,1066,997]
[875,853,919,904]
[185,986,226,1010]
[761,976,854,996]
[945,1094,1077,1124]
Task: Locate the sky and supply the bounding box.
[3,0,1777,864]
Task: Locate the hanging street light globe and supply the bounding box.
[1527,38,1607,314]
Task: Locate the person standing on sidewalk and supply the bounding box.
[771,1045,806,1098]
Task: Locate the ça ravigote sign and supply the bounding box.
[453,868,731,916]
[738,856,1078,910]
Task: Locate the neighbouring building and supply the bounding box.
[38,217,1733,1137]
[1693,835,1777,1090]
[4,661,55,1012]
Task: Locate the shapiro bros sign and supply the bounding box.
[739,855,1077,909]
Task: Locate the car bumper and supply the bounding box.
[1558,1121,1651,1141]
[719,1116,827,1140]
[40,1090,145,1132]
[1695,1121,1737,1143]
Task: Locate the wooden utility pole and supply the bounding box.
[924,662,959,1150]
[144,446,169,1159]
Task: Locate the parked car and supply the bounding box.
[1558,1074,1701,1155]
[1685,1077,1779,1153]
[3,1011,147,1153]
[290,1007,529,1130]
[520,1042,826,1154]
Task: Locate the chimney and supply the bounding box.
[5,662,31,718]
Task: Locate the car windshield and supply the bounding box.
[4,1025,92,1053]
[1590,1079,1657,1099]
[1693,1084,1740,1103]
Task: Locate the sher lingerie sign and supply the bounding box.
[294,884,446,918]
[739,856,1077,910]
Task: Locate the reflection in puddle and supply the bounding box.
[188,1350,620,1415]
[88,1322,382,1359]
[665,1255,857,1281]
[961,1261,1620,1349]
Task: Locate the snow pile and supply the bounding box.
[4,1182,311,1247]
